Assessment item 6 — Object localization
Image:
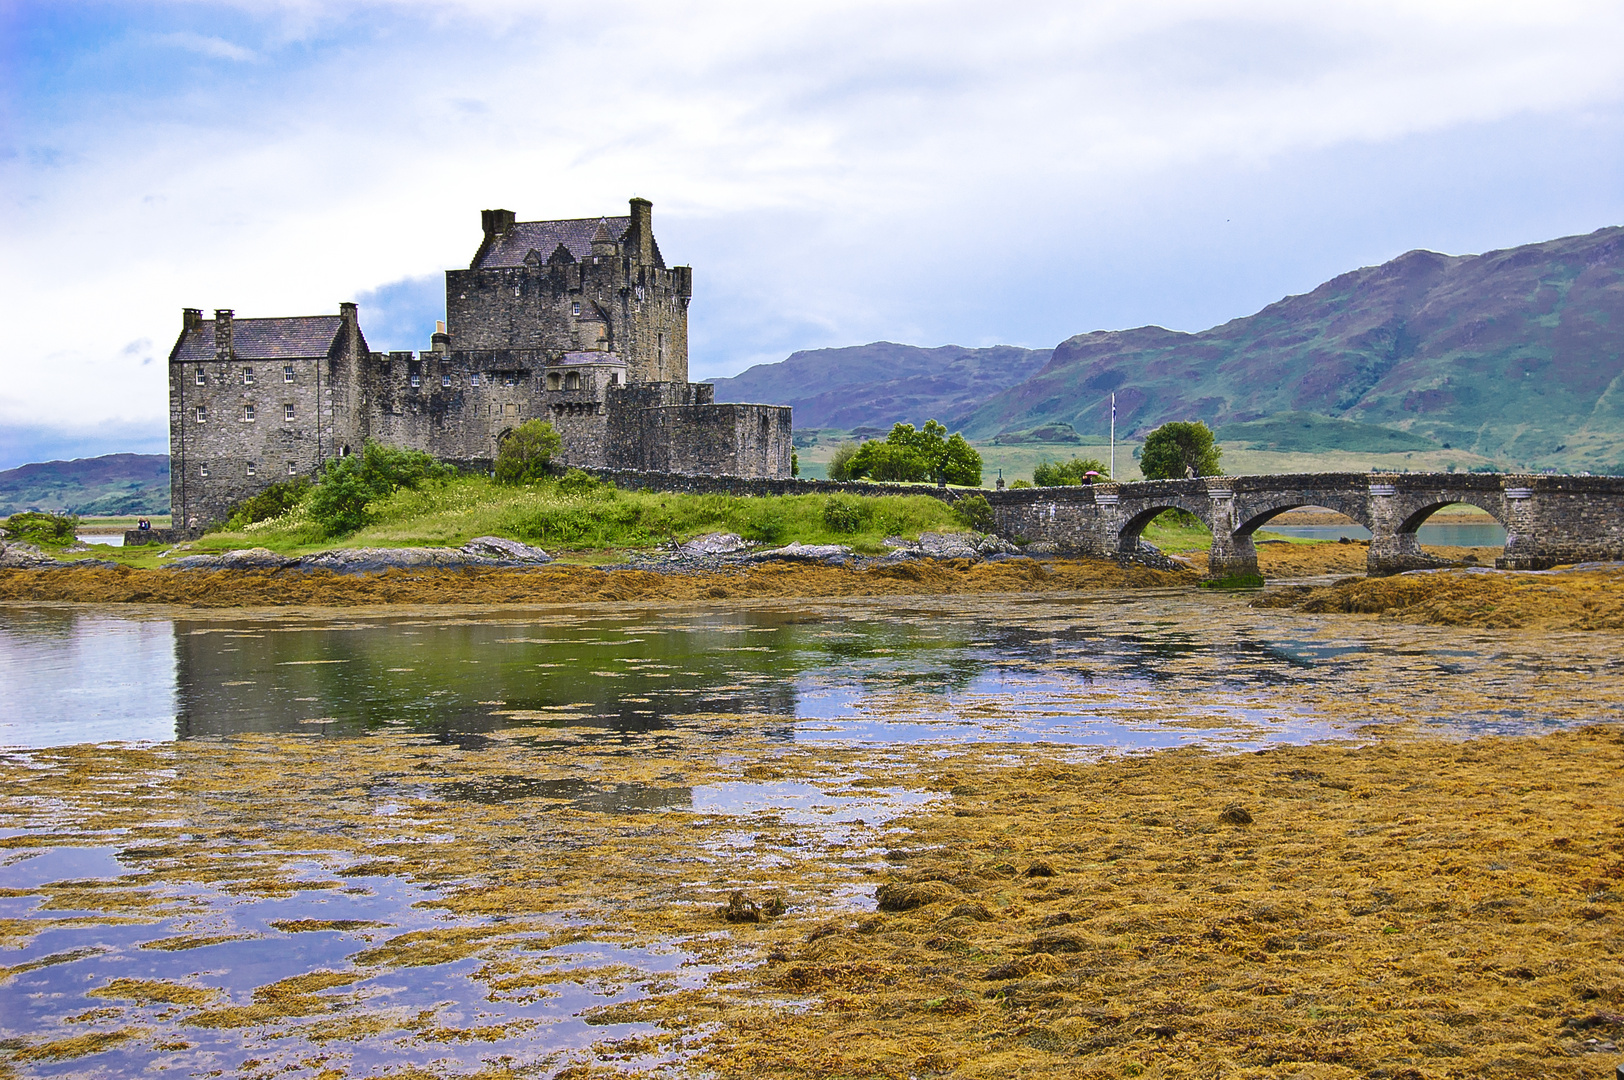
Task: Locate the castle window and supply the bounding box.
[199,464,210,479]
[565,371,580,391]
[572,302,581,316]
[283,364,295,382]
[246,462,256,477]
[288,461,298,475]
[195,369,206,386]
[284,404,295,421]
[658,332,666,365]
[471,373,481,386]
[609,372,620,385]
[242,404,255,421]
[442,373,451,387]
[194,406,207,422]
[410,373,421,388]
[242,367,255,385]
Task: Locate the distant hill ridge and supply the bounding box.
[0,454,169,515]
[713,225,1624,471]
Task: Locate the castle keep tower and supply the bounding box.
[167,198,792,531]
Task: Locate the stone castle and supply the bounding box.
[168,198,791,529]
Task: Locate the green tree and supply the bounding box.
[953,494,996,532]
[1139,421,1223,480]
[827,442,860,481]
[4,511,78,546]
[494,420,564,485]
[1031,456,1109,486]
[845,421,982,485]
[308,441,454,536]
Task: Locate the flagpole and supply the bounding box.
[1109,393,1116,480]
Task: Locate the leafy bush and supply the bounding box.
[742,503,789,545]
[845,421,982,485]
[5,511,78,546]
[791,450,799,477]
[557,468,604,496]
[493,420,563,485]
[822,495,869,533]
[827,442,860,481]
[1009,479,1033,489]
[308,442,454,537]
[1031,456,1109,486]
[954,495,996,533]
[225,477,310,529]
[1140,421,1223,480]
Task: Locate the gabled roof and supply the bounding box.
[475,216,632,269]
[170,316,345,362]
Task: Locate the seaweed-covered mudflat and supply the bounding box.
[1,593,1620,1078]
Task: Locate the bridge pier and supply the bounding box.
[1203,486,1261,584]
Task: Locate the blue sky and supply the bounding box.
[2,1,1622,468]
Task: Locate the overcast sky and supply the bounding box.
[3,0,1623,468]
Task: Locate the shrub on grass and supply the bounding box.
[308,442,454,537]
[4,511,78,546]
[822,495,869,534]
[827,442,861,481]
[1032,457,1109,486]
[953,495,997,533]
[493,420,563,485]
[225,478,310,529]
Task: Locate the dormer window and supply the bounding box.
[242,367,255,385]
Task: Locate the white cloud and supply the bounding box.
[2,0,1622,448]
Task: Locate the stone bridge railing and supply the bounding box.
[983,472,1624,581]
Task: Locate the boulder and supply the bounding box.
[676,532,749,557]
[747,542,853,565]
[167,548,297,571]
[459,536,552,563]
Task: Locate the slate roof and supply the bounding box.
[170,316,345,362]
[476,216,632,269]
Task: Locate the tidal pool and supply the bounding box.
[2,591,1621,1076]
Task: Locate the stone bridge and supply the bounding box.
[983,472,1624,581]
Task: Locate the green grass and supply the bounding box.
[164,474,968,562]
[1140,511,1307,554]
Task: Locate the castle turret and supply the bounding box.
[590,218,618,258]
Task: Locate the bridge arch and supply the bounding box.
[1115,502,1214,554]
[1397,497,1506,533]
[1233,494,1373,536]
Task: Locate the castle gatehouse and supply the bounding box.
[167,198,792,531]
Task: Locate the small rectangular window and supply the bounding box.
[195,369,206,386]
[572,302,581,316]
[246,462,256,477]
[471,373,481,386]
[284,404,295,421]
[199,464,210,479]
[283,364,295,383]
[194,406,207,422]
[287,461,298,475]
[409,374,421,388]
[242,367,254,385]
[442,373,451,387]
[242,404,255,421]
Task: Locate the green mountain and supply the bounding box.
[961,226,1624,470]
[708,342,1051,431]
[0,454,170,516]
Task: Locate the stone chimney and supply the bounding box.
[481,209,516,241]
[183,308,204,335]
[431,319,449,353]
[213,309,234,362]
[628,198,654,265]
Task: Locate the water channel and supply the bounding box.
[1,592,1619,1076]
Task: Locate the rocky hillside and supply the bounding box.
[0,454,169,515]
[708,342,1050,431]
[962,226,1624,470]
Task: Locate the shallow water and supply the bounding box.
[5,591,1610,750]
[1268,521,1508,547]
[3,591,1622,1076]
